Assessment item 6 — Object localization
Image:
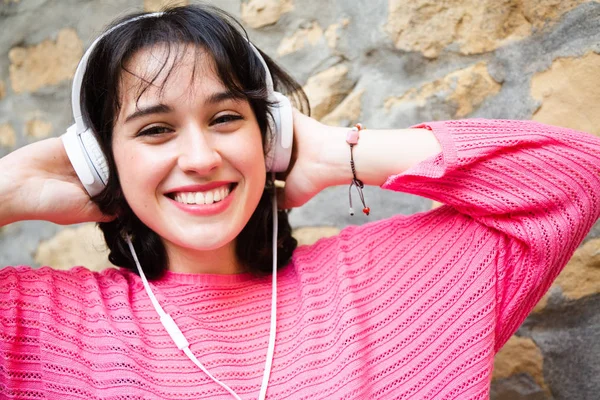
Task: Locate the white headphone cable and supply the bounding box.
[260,171,278,399]
[124,172,279,400]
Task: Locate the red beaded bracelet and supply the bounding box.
[346,123,370,216]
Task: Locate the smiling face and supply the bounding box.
[111,45,267,273]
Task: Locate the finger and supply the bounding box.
[97,213,117,223]
[84,204,117,223]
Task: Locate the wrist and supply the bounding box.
[0,154,23,226]
[315,124,354,189]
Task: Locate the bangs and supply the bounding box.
[118,43,251,113]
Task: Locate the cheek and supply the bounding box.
[237,133,267,180]
[113,143,165,203]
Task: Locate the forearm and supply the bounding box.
[317,125,442,188]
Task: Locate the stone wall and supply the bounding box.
[1,0,600,398]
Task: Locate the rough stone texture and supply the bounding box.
[241,0,293,29]
[33,223,112,272]
[520,293,600,400]
[144,0,188,12]
[321,88,365,126]
[493,336,549,396]
[324,18,350,49]
[385,62,502,118]
[0,123,16,148]
[277,21,324,56]
[25,118,52,139]
[302,65,353,120]
[2,1,600,398]
[552,238,600,300]
[293,226,340,246]
[532,292,551,314]
[531,51,600,136]
[8,28,83,94]
[490,374,549,400]
[386,0,593,58]
[534,237,600,313]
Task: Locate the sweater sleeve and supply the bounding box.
[381,119,600,351]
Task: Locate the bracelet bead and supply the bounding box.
[346,127,359,145]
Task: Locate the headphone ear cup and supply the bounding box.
[266,92,293,172]
[61,124,109,197]
[80,128,110,186]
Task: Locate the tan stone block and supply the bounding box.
[34,223,114,272]
[0,123,16,148]
[25,118,53,139]
[493,336,550,396]
[0,80,5,99]
[531,51,600,136]
[293,226,340,246]
[321,88,365,127]
[431,201,444,209]
[303,65,351,120]
[385,62,501,118]
[241,0,294,29]
[324,18,350,49]
[277,22,323,57]
[550,237,600,300]
[385,0,591,58]
[522,0,591,29]
[9,28,83,94]
[143,0,188,12]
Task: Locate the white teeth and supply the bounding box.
[172,185,232,205]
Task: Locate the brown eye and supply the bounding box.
[212,114,244,125]
[137,126,172,136]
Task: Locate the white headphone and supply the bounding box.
[60,12,290,399]
[61,13,294,197]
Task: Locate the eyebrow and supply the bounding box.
[124,90,246,124]
[125,104,172,123]
[206,90,246,105]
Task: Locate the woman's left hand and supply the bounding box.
[277,109,343,209]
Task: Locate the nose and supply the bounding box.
[177,125,222,175]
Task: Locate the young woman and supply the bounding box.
[1,4,599,399]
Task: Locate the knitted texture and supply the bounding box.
[2,119,600,399]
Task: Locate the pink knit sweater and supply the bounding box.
[2,119,600,399]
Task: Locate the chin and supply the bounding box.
[166,229,239,252]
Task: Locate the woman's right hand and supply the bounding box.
[0,137,115,226]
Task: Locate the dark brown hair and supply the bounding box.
[80,4,309,280]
